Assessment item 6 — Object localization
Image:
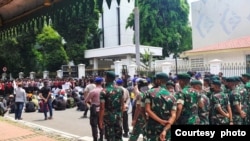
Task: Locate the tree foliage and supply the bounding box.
[126,0,192,57]
[54,0,100,65]
[0,38,23,78]
[36,25,69,72]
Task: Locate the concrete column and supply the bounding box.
[126,55,132,66]
[162,62,172,74]
[57,70,63,78]
[78,64,85,78]
[114,61,123,78]
[209,59,222,75]
[19,72,24,79]
[93,58,98,75]
[43,71,49,79]
[128,64,137,77]
[30,72,35,79]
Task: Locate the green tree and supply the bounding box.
[54,0,100,65]
[0,38,24,78]
[126,0,192,57]
[16,30,40,74]
[36,25,69,72]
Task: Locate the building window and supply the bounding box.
[117,7,121,45]
[246,55,250,73]
[190,58,204,72]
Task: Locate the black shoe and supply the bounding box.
[123,133,129,138]
[82,115,87,118]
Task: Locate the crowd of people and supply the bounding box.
[0,70,250,141]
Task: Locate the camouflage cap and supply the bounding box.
[155,72,169,81]
[105,71,116,79]
[177,73,191,80]
[190,80,202,86]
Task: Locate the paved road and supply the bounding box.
[6,106,143,141]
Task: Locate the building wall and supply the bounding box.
[191,0,250,49]
[99,0,134,48]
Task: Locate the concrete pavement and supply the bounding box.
[3,106,143,141]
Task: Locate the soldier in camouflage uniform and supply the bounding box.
[210,80,233,125]
[191,80,210,125]
[175,73,200,125]
[99,71,124,141]
[145,72,176,141]
[166,81,176,96]
[227,77,246,125]
[129,78,149,141]
[241,74,250,125]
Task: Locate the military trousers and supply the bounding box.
[90,111,104,141]
[104,113,123,141]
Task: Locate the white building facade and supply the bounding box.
[84,0,163,77]
[179,0,250,77]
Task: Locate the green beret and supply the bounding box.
[211,80,221,86]
[226,77,235,82]
[242,73,250,79]
[190,80,202,86]
[211,75,220,81]
[203,77,210,82]
[234,76,241,82]
[155,72,169,81]
[166,81,175,87]
[177,73,191,80]
[221,77,227,80]
[245,82,250,89]
[105,71,116,79]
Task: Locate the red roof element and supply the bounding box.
[186,36,250,53]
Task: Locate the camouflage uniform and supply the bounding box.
[100,82,124,141]
[175,85,200,125]
[198,91,210,125]
[145,85,176,141]
[237,82,248,125]
[229,87,243,125]
[129,91,147,141]
[244,82,250,124]
[210,91,230,125]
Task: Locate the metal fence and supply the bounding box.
[136,62,250,77]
